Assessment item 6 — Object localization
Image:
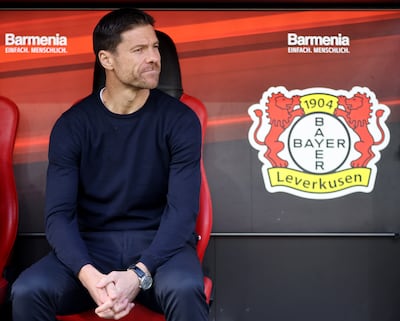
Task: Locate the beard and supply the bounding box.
[135,69,160,89]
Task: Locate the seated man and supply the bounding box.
[11,8,209,321]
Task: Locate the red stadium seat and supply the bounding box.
[0,96,19,305]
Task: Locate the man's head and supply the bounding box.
[93,8,160,91]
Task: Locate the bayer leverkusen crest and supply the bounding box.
[248,86,391,200]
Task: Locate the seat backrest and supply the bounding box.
[181,93,212,262]
[156,30,212,262]
[0,96,19,303]
[92,30,213,263]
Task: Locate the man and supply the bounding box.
[11,8,209,321]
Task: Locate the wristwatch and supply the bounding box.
[128,264,153,290]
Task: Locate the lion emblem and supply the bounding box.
[252,92,303,167]
[335,92,385,167]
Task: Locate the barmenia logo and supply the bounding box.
[287,32,351,54]
[4,32,68,54]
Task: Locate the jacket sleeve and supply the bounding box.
[138,107,202,274]
[45,115,93,275]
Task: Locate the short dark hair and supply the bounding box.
[93,8,155,56]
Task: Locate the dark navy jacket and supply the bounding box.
[45,88,201,275]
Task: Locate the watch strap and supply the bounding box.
[127,264,152,290]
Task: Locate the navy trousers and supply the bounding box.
[11,231,209,321]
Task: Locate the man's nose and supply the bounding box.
[147,48,160,63]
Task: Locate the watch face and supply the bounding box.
[141,275,153,290]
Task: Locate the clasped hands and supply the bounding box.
[78,264,141,320]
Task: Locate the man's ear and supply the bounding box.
[98,50,113,70]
